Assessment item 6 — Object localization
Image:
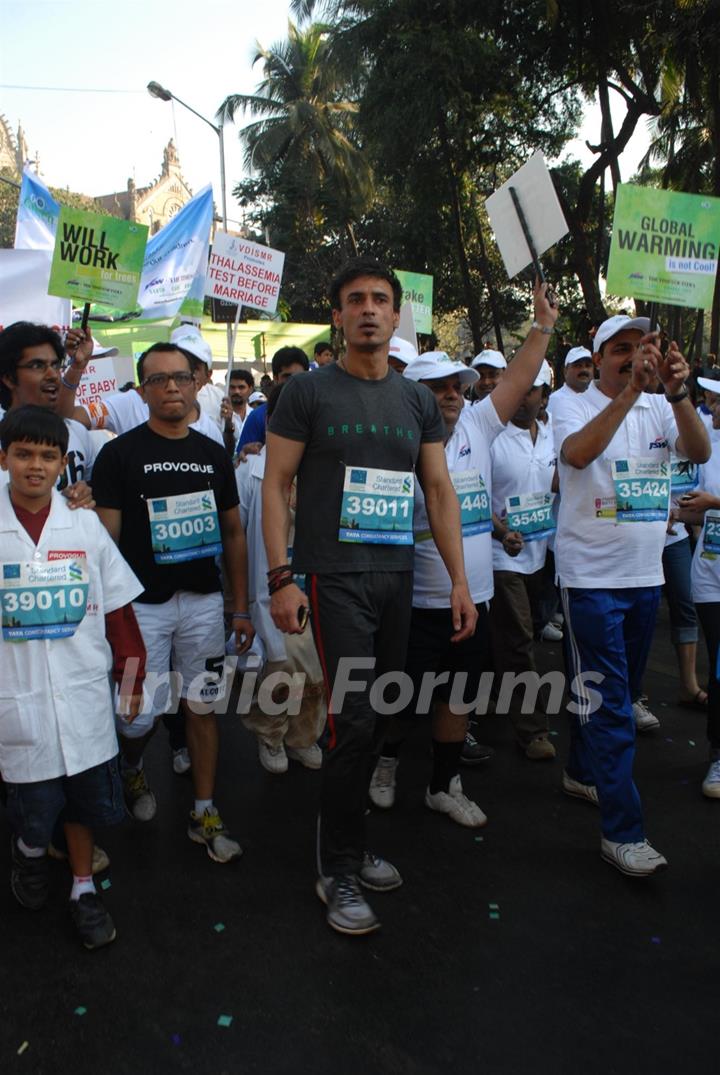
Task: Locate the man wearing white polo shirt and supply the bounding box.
[470,349,506,403]
[489,359,557,759]
[553,315,709,876]
[547,346,593,414]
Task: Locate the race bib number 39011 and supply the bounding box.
[506,491,556,541]
[339,466,414,545]
[1,558,89,641]
[148,490,222,563]
[611,458,670,522]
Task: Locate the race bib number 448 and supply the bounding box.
[1,558,89,641]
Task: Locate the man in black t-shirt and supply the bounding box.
[264,259,477,935]
[92,343,254,863]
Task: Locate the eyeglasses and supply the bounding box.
[16,358,63,373]
[141,371,195,388]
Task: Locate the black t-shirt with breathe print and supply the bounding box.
[91,423,239,603]
[268,363,445,574]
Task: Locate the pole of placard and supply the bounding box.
[226,302,242,392]
[508,185,556,307]
[80,302,91,331]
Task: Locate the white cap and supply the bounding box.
[388,335,418,366]
[403,351,478,387]
[697,376,720,395]
[593,315,651,353]
[170,326,214,370]
[533,359,553,388]
[564,346,592,366]
[471,348,506,370]
[248,391,267,405]
[90,337,119,358]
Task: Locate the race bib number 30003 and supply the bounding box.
[339,466,414,545]
[148,490,222,563]
[1,558,89,641]
[611,458,670,522]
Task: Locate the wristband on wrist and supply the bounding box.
[232,611,250,620]
[531,321,553,335]
[665,386,689,404]
[60,375,80,391]
[269,574,295,596]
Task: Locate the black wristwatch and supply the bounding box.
[665,387,689,404]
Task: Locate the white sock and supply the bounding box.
[17,837,45,859]
[70,874,96,901]
[194,799,213,816]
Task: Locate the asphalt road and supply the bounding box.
[1,602,716,1075]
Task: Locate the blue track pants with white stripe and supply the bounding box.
[561,586,661,843]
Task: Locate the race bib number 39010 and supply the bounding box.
[1,558,89,641]
[148,490,222,563]
[339,466,414,545]
[611,458,670,522]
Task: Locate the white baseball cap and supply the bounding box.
[471,348,507,370]
[388,335,418,366]
[170,326,214,370]
[403,351,478,387]
[564,346,592,366]
[533,359,553,388]
[592,315,651,353]
[697,375,720,394]
[248,391,267,405]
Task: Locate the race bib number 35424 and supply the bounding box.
[1,558,89,641]
[611,458,670,523]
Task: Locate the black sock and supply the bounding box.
[379,738,403,759]
[430,740,463,794]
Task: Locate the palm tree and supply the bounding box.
[217,21,372,256]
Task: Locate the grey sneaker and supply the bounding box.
[369,756,398,809]
[601,838,668,877]
[172,747,191,775]
[632,696,660,732]
[188,808,242,863]
[316,874,380,935]
[286,743,322,769]
[561,770,599,806]
[358,852,403,892]
[701,755,720,799]
[258,739,288,774]
[122,766,157,822]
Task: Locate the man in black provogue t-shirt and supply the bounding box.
[264,259,477,935]
[92,343,254,863]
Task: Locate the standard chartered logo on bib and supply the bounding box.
[1,558,89,641]
[148,489,222,563]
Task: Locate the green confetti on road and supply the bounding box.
[74,1007,87,1016]
[214,922,226,932]
[217,1015,233,1028]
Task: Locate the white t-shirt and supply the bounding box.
[691,427,720,603]
[0,417,95,492]
[490,415,556,575]
[0,486,143,782]
[547,381,586,417]
[553,381,679,589]
[412,395,505,608]
[82,390,224,446]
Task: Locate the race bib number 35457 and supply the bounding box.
[1,558,89,641]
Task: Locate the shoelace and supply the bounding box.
[333,876,363,906]
[465,731,478,747]
[707,760,720,780]
[200,811,225,836]
[127,770,148,793]
[375,762,395,787]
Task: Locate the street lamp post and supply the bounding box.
[147,80,232,363]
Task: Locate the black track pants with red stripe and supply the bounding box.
[309,570,413,877]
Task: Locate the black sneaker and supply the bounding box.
[316,874,380,935]
[460,729,494,766]
[70,892,117,950]
[10,837,49,910]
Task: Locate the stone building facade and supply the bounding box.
[96,139,193,233]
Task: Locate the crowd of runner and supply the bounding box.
[1,257,719,948]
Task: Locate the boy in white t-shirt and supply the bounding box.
[0,406,146,948]
[554,315,709,877]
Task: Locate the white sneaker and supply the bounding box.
[541,622,563,642]
[172,747,191,775]
[632,697,660,732]
[316,874,380,935]
[551,613,564,628]
[425,774,487,827]
[369,756,398,809]
[601,838,668,877]
[258,739,288,774]
[358,852,403,892]
[561,769,599,806]
[286,743,322,770]
[702,756,720,799]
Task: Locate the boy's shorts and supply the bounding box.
[4,755,124,848]
[400,603,490,715]
[118,591,226,738]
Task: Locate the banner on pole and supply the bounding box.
[0,249,71,330]
[205,232,284,314]
[48,208,148,308]
[485,151,568,279]
[14,165,59,250]
[606,184,720,310]
[395,270,433,334]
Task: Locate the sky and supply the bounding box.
[1,0,651,223]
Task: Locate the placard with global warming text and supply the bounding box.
[606,184,720,310]
[48,208,148,309]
